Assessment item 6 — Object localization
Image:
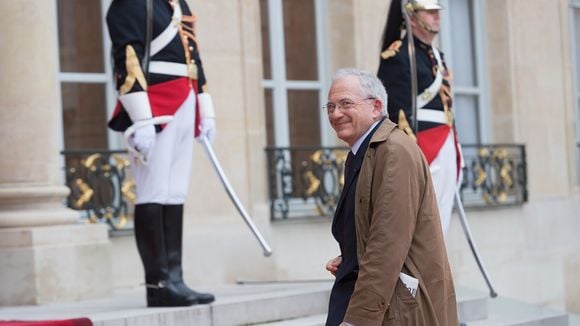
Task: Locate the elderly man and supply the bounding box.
[324,68,458,326]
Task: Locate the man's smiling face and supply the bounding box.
[326,76,381,147]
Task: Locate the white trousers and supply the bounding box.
[132,90,196,204]
[429,129,458,235]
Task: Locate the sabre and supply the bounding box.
[200,136,273,257]
[402,0,419,134]
[455,189,498,298]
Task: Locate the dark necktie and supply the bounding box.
[345,151,355,182]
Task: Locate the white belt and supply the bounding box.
[149,61,189,77]
[150,1,182,56]
[417,108,447,124]
[416,47,444,108]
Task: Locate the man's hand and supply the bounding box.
[325,255,342,276]
[133,123,155,157]
[199,117,216,142]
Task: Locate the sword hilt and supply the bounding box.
[123,115,173,165]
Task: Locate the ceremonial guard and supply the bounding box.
[106,0,216,307]
[377,0,462,235]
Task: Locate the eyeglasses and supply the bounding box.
[323,97,376,115]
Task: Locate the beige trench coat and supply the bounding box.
[343,120,458,326]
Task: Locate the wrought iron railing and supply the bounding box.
[61,149,134,230]
[265,144,528,220]
[62,144,528,225]
[459,144,527,208]
[265,146,349,220]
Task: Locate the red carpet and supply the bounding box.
[0,319,92,326]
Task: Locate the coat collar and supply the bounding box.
[368,118,397,147]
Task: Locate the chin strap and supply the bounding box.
[412,12,438,34]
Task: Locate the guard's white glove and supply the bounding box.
[200,118,216,143]
[197,93,216,143]
[133,123,156,157]
[119,91,156,156]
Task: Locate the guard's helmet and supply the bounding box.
[407,0,443,11]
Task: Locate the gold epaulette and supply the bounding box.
[397,109,417,142]
[120,45,148,95]
[380,40,402,60]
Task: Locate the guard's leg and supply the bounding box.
[163,204,215,304]
[133,203,199,307]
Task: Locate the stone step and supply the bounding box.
[0,282,332,326]
[253,286,490,325]
[254,314,327,326]
[253,287,568,326]
[0,282,569,326]
[462,293,569,326]
[457,287,491,323]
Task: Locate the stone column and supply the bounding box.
[0,1,112,305]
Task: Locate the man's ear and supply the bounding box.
[372,99,383,118]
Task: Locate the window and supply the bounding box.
[261,0,335,219]
[260,0,330,148]
[439,0,489,144]
[56,0,118,150]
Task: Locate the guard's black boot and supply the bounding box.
[134,203,199,307]
[164,204,215,304]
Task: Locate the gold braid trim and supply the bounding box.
[181,13,198,45]
[439,66,454,126]
[178,13,199,80]
[380,40,402,60]
[120,45,148,95]
[398,109,417,142]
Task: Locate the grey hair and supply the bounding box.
[331,68,389,118]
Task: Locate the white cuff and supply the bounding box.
[198,93,215,119]
[119,91,153,122]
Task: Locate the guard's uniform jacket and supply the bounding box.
[377,36,460,172]
[107,0,210,136]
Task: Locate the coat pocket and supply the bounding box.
[386,278,419,321]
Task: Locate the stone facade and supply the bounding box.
[0,0,578,312]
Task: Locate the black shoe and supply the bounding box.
[146,281,200,307]
[173,281,215,304]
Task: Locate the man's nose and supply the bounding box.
[327,108,344,119]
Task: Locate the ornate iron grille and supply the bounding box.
[265,144,527,220]
[459,144,527,208]
[61,149,135,230]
